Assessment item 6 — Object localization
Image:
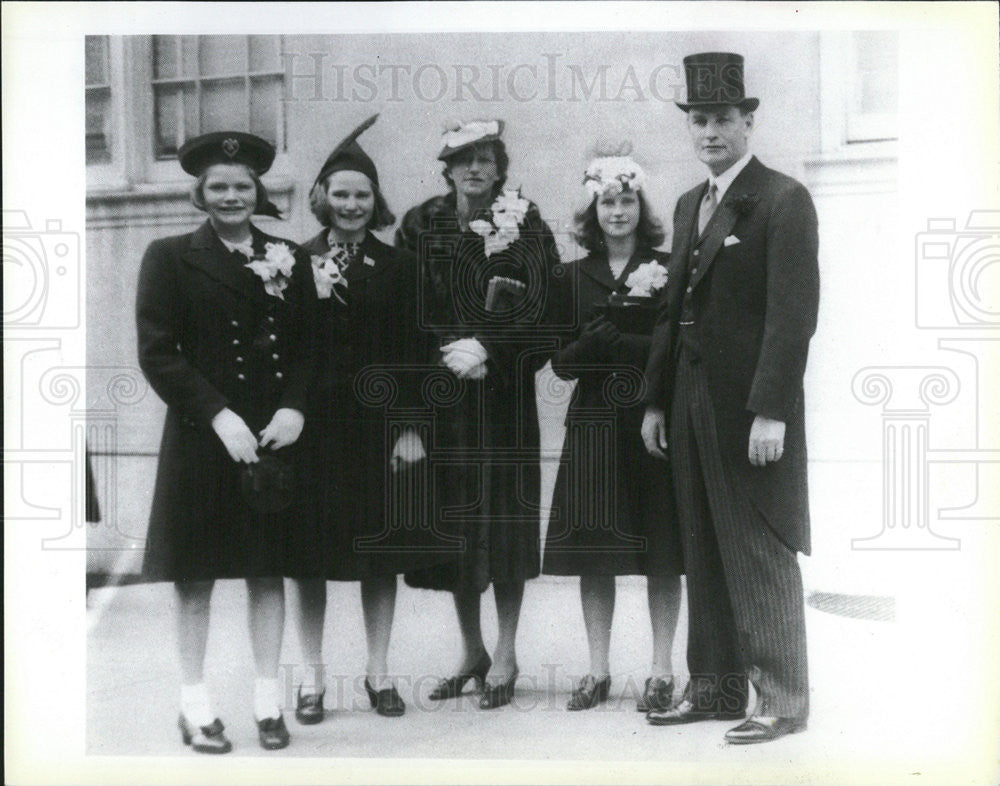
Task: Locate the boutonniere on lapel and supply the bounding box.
[468,188,531,257]
[244,242,296,299]
[624,260,669,297]
[310,254,348,304]
[727,192,760,218]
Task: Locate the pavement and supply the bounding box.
[83,573,958,784]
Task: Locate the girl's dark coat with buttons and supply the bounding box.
[300,230,455,581]
[136,220,318,582]
[542,250,683,577]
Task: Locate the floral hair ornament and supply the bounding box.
[583,155,647,198]
[438,119,504,161]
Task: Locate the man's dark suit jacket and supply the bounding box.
[644,156,819,554]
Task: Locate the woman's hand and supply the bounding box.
[578,315,620,356]
[441,337,489,379]
[641,406,668,460]
[259,408,305,450]
[390,429,427,473]
[211,408,259,463]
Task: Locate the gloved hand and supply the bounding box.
[391,429,427,473]
[212,408,259,463]
[259,407,305,450]
[441,337,489,378]
[576,315,621,358]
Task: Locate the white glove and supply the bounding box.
[390,429,427,473]
[212,408,259,463]
[259,407,305,450]
[441,338,489,378]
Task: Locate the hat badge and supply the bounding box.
[221,138,240,158]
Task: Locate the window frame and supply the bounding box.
[85,35,290,193]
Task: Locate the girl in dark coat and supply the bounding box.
[542,149,683,712]
[290,116,442,721]
[395,120,562,709]
[136,132,317,752]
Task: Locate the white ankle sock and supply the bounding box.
[180,683,215,727]
[254,677,281,722]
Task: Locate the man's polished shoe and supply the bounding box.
[567,674,610,711]
[295,686,325,725]
[636,677,674,713]
[646,697,746,726]
[256,715,290,750]
[178,714,232,754]
[724,715,807,744]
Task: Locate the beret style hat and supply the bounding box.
[178,131,277,176]
[437,119,505,161]
[179,131,283,218]
[313,114,380,189]
[676,52,760,113]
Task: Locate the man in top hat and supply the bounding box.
[641,52,819,743]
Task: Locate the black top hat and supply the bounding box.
[178,131,276,177]
[676,52,759,113]
[313,114,380,189]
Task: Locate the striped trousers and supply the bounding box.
[670,345,809,719]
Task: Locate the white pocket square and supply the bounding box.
[723,235,741,247]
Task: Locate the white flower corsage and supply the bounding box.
[625,260,668,297]
[583,156,646,197]
[468,188,531,257]
[310,254,348,303]
[245,242,296,300]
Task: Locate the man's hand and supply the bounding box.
[748,415,785,466]
[259,408,305,450]
[212,408,259,463]
[642,406,668,460]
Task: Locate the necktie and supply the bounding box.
[698,183,718,237]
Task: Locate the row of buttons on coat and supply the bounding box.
[229,315,283,381]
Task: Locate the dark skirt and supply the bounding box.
[141,410,310,582]
[302,387,461,582]
[542,409,683,577]
[404,376,541,593]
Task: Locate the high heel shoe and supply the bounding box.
[364,678,405,717]
[636,676,674,713]
[428,651,492,701]
[479,669,519,710]
[567,674,611,711]
[178,714,232,754]
[295,686,325,725]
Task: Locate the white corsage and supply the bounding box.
[468,188,531,257]
[310,255,348,303]
[245,242,296,300]
[625,260,669,297]
[583,156,646,197]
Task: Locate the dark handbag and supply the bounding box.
[596,293,659,336]
[240,453,296,513]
